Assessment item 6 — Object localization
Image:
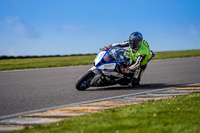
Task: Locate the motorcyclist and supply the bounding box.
[104,31,154,87]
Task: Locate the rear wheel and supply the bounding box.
[131,78,140,87]
[75,70,95,91]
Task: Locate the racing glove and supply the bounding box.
[103,44,112,51]
[121,67,132,74]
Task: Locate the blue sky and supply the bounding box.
[0,0,200,56]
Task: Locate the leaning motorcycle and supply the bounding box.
[75,46,155,91]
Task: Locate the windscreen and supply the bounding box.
[109,47,126,60]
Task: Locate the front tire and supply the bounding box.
[75,70,95,91]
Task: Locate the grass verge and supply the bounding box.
[0,55,96,71]
[1,49,200,71]
[153,49,200,60]
[13,92,200,133]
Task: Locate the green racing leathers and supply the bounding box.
[128,40,151,69]
[112,40,152,85]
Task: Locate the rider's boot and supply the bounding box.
[131,66,146,87]
[131,78,140,87]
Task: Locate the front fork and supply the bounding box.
[89,66,103,86]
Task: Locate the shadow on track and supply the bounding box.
[87,83,182,91]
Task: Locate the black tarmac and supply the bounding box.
[0,57,200,117]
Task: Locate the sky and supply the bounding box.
[0,0,200,56]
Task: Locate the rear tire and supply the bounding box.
[75,70,94,91]
[131,78,140,87]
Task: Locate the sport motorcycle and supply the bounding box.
[75,46,155,91]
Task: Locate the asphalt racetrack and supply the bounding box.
[0,57,200,117]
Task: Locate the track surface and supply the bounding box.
[0,57,200,117]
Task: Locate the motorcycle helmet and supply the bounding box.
[129,32,143,49]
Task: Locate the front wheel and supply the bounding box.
[75,70,95,91]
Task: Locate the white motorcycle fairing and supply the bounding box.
[75,46,155,90]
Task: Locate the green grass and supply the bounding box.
[1,49,200,71]
[13,92,200,133]
[0,55,96,71]
[153,49,200,60]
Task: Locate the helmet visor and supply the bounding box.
[129,40,138,49]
